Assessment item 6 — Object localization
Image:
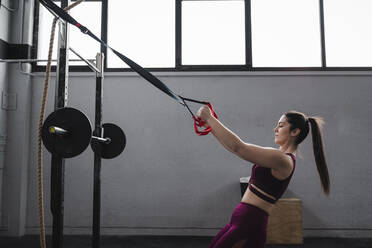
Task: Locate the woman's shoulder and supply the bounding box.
[262,147,295,160]
[285,153,296,163]
[271,153,295,180]
[236,143,295,170]
[263,147,295,161]
[262,147,295,168]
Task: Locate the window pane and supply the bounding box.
[182,0,245,65]
[251,0,321,67]
[68,2,102,66]
[107,0,175,68]
[37,2,61,66]
[324,0,372,67]
[37,2,101,66]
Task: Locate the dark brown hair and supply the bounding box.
[285,111,330,195]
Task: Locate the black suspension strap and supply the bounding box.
[39,0,217,135]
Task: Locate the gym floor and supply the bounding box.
[1,236,372,248]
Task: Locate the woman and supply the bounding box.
[196,108,330,248]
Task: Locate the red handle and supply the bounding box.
[193,103,218,136]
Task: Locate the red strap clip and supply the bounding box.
[193,103,218,136]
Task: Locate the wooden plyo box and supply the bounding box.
[266,198,303,244]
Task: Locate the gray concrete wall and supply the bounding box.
[19,72,372,238]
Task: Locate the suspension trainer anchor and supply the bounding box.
[42,107,126,159]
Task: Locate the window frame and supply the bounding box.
[176,0,249,70]
[32,0,372,72]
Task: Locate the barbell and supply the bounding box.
[41,107,126,159]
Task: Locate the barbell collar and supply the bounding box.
[49,126,69,135]
[92,136,111,144]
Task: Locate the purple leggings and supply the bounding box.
[208,202,268,248]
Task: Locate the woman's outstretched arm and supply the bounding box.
[207,116,244,154]
[198,106,291,170]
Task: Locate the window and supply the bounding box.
[68,1,101,66]
[36,0,101,66]
[107,0,175,68]
[37,1,61,66]
[181,0,245,65]
[323,0,372,67]
[34,0,372,71]
[251,0,321,67]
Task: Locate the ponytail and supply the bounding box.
[308,117,330,195]
[285,111,331,196]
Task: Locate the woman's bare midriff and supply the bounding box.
[241,184,276,215]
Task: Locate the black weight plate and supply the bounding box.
[90,123,126,159]
[42,107,92,158]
